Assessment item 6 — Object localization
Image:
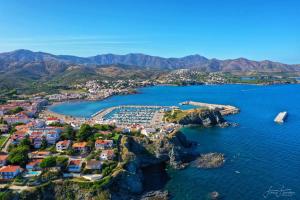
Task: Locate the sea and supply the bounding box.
[49,84,300,200]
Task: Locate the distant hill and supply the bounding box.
[1,49,299,72]
[0,49,299,90]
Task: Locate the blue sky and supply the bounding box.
[0,0,299,63]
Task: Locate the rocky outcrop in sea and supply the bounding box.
[178,109,228,127]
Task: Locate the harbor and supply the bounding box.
[92,105,177,126]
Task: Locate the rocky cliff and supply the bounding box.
[109,131,197,199]
[165,108,228,127]
[178,109,227,127]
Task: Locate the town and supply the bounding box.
[0,96,179,192]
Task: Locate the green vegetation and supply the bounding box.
[0,190,14,200]
[93,124,115,131]
[8,144,30,167]
[40,156,68,169]
[164,109,188,123]
[101,161,118,177]
[61,124,76,140]
[40,156,57,169]
[48,122,64,127]
[6,106,24,115]
[0,135,8,146]
[77,124,95,141]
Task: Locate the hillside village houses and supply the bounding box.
[0,155,8,167]
[67,160,83,173]
[0,165,23,179]
[56,140,71,152]
[0,95,176,186]
[72,142,89,153]
[95,139,113,150]
[100,150,115,160]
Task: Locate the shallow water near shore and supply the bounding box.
[50,84,300,199]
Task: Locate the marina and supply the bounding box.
[92,105,177,126]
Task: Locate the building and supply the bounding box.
[85,160,102,170]
[122,127,131,134]
[95,140,113,150]
[46,117,60,125]
[141,128,156,137]
[56,140,71,152]
[29,151,51,159]
[0,124,9,134]
[3,113,30,125]
[67,160,83,173]
[100,150,115,160]
[0,155,8,167]
[72,142,88,153]
[26,159,43,171]
[0,165,22,179]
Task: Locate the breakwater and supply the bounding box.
[180,101,239,115]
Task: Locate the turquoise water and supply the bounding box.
[50,85,300,199]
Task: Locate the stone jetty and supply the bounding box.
[180,101,239,115]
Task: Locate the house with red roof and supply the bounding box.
[0,165,23,179]
[67,160,83,172]
[95,139,113,150]
[29,151,51,159]
[26,159,43,171]
[72,142,88,153]
[56,140,71,152]
[46,117,60,125]
[100,150,115,160]
[0,155,8,167]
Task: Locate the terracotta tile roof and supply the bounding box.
[69,160,82,166]
[57,140,70,146]
[102,150,115,156]
[72,142,87,148]
[98,131,112,135]
[47,117,59,121]
[27,159,43,166]
[95,140,113,145]
[0,155,8,161]
[0,165,22,172]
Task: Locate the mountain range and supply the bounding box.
[0,49,299,90]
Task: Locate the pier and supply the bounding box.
[274,111,288,123]
[180,101,239,115]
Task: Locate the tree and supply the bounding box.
[8,145,30,167]
[20,135,31,147]
[40,156,57,169]
[62,125,75,140]
[56,156,68,170]
[40,136,48,149]
[7,106,24,114]
[48,122,64,127]
[77,124,93,141]
[93,124,114,131]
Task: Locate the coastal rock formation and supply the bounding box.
[140,190,169,200]
[110,132,197,199]
[177,109,227,127]
[194,153,225,169]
